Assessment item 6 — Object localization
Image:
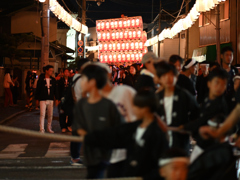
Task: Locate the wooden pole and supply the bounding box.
[215,5,221,65]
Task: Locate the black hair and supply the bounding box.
[154,61,178,78]
[221,46,234,55]
[77,58,90,70]
[182,59,198,72]
[169,55,183,65]
[45,65,53,71]
[27,71,32,77]
[133,88,159,113]
[43,66,46,72]
[13,75,18,79]
[82,64,108,89]
[209,62,220,69]
[208,67,229,82]
[5,68,11,74]
[63,68,69,72]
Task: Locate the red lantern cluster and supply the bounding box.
[97,16,147,64]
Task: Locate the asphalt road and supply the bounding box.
[0,107,87,179]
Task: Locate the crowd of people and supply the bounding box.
[4,45,240,180]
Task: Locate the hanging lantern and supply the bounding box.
[111,31,116,41]
[133,30,137,39]
[126,42,130,50]
[126,53,131,61]
[97,32,102,41]
[115,31,120,40]
[124,31,128,39]
[122,53,126,62]
[118,53,122,62]
[103,43,108,51]
[131,18,136,28]
[117,42,121,51]
[99,44,103,52]
[128,31,133,39]
[113,54,117,62]
[135,53,140,61]
[109,43,113,51]
[109,54,113,62]
[110,21,115,29]
[131,53,135,61]
[139,42,143,50]
[101,21,105,30]
[106,32,111,41]
[120,32,124,40]
[135,41,139,50]
[102,32,106,41]
[137,30,142,39]
[104,54,108,63]
[121,42,126,51]
[106,21,110,30]
[127,19,131,28]
[119,20,123,29]
[123,20,127,28]
[142,31,147,42]
[130,42,135,50]
[114,20,118,29]
[139,53,143,60]
[99,53,103,62]
[136,18,140,27]
[112,43,117,51]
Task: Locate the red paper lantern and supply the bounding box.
[103,43,108,51]
[106,21,110,30]
[104,54,108,63]
[99,53,103,62]
[119,32,124,40]
[126,53,131,61]
[97,32,102,41]
[125,42,130,50]
[131,53,135,61]
[139,42,143,50]
[133,30,137,39]
[114,20,118,29]
[121,42,126,51]
[117,53,122,62]
[106,32,111,41]
[142,31,147,42]
[117,42,121,51]
[109,54,113,62]
[131,18,136,28]
[119,20,123,29]
[112,43,117,51]
[99,44,103,52]
[135,41,139,50]
[123,20,127,28]
[102,32,106,41]
[122,54,126,61]
[139,53,143,60]
[130,42,135,50]
[124,31,128,40]
[109,43,113,51]
[97,22,101,31]
[137,30,142,39]
[127,19,131,28]
[101,21,105,30]
[135,53,140,61]
[136,18,140,27]
[113,54,117,62]
[110,21,114,29]
[128,31,133,39]
[116,31,120,40]
[111,32,116,41]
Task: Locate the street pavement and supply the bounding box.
[0,105,86,179]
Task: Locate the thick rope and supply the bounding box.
[0,125,83,142]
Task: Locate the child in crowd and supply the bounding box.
[73,64,123,179]
[83,89,169,180]
[155,61,199,153]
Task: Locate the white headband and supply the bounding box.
[184,59,197,69]
[159,157,189,167]
[233,76,240,81]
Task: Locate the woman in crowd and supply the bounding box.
[3,68,14,107]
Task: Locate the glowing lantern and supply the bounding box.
[109,54,113,62]
[124,31,128,39]
[120,32,124,40]
[99,54,103,62]
[113,54,117,62]
[127,19,131,28]
[97,32,102,41]
[117,42,121,51]
[104,54,108,63]
[103,43,108,51]
[102,32,106,41]
[126,42,130,50]
[128,31,133,39]
[118,53,122,62]
[131,53,135,61]
[114,20,118,29]
[112,43,117,51]
[135,41,139,50]
[97,22,101,31]
[99,44,103,52]
[132,30,137,39]
[122,54,126,61]
[116,31,120,40]
[109,43,113,51]
[119,20,123,29]
[110,21,115,29]
[131,18,136,28]
[123,20,127,28]
[101,21,105,30]
[137,30,142,39]
[139,53,143,60]
[106,21,110,30]
[126,53,131,61]
[136,18,140,27]
[121,42,126,51]
[106,32,111,40]
[111,32,116,41]
[130,42,135,50]
[139,42,143,50]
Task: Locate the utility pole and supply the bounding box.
[185,0,189,60]
[215,5,221,65]
[41,0,50,72]
[158,0,161,57]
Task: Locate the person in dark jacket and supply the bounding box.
[57,68,73,133]
[35,65,57,133]
[123,65,139,88]
[155,61,199,153]
[135,52,160,91]
[83,89,169,180]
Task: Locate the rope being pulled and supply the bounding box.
[0,125,83,142]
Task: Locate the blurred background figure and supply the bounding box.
[11,75,19,105]
[123,64,139,88]
[3,68,14,107]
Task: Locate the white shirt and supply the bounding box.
[164,95,174,147]
[135,127,146,146]
[3,73,14,88]
[46,78,50,95]
[73,74,82,102]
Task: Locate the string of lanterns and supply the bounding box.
[145,0,226,47]
[49,0,88,34]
